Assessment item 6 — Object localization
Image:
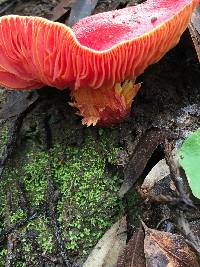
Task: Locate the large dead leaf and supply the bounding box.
[117,228,145,267]
[144,226,199,267]
[120,128,173,197]
[83,217,127,267]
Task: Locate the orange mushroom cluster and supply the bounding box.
[0,0,198,126]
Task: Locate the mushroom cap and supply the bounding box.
[0,0,198,90]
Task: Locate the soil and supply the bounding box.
[0,0,200,266]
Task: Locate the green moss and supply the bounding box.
[10,209,26,224]
[0,174,25,229]
[23,152,50,206]
[0,249,7,266]
[0,129,124,262]
[52,137,122,253]
[26,216,55,253]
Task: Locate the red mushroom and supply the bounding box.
[0,0,198,126]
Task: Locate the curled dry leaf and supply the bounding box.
[141,159,170,192]
[117,228,145,267]
[143,226,199,267]
[83,217,127,267]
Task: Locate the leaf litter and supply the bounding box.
[83,217,127,267]
[143,224,199,267]
[117,228,145,267]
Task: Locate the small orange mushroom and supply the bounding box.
[0,0,198,126]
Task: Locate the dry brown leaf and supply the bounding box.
[117,228,146,267]
[120,128,172,197]
[83,217,127,267]
[143,226,199,267]
[141,159,170,192]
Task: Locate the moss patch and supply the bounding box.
[0,128,124,264]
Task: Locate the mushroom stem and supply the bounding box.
[71,80,141,127]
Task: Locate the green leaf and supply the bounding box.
[179,128,200,199]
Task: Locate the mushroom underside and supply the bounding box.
[0,0,198,126]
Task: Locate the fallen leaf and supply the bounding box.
[143,225,199,267]
[0,91,39,120]
[120,128,173,197]
[141,159,170,192]
[117,228,145,267]
[83,217,127,267]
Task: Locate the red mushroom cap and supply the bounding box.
[0,0,198,126]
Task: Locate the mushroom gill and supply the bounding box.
[0,0,198,126]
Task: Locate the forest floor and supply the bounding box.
[0,0,200,266]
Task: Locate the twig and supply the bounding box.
[177,211,200,260]
[45,175,79,267]
[15,176,46,264]
[5,233,17,267]
[163,140,195,210]
[15,179,31,215]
